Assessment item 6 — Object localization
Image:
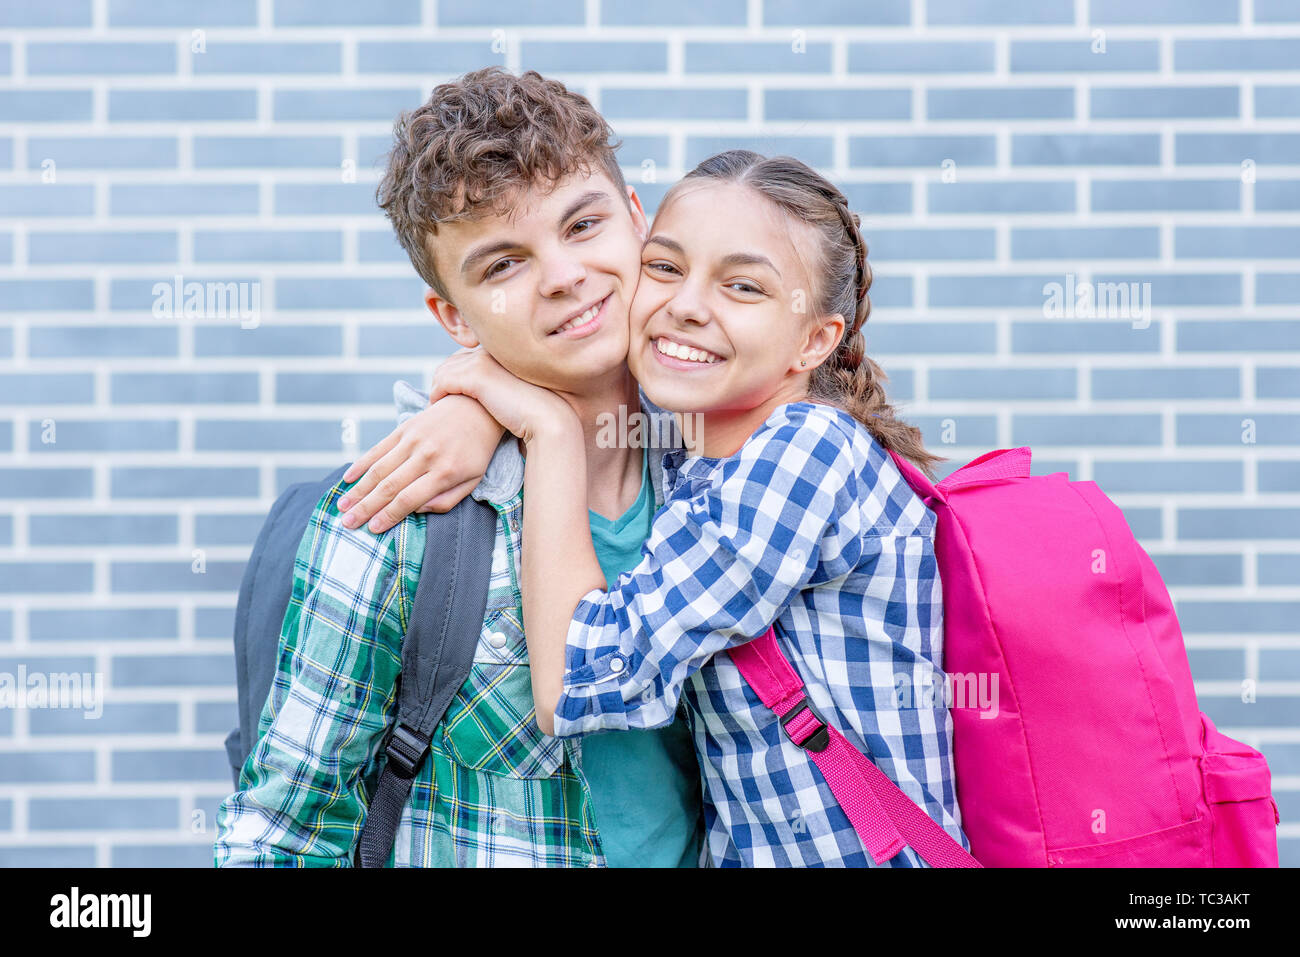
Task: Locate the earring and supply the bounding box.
[800,360,806,367]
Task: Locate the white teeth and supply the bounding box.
[655,338,720,364]
[553,299,603,334]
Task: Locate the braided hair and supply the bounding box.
[658,150,944,480]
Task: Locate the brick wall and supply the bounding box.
[0,0,1296,866]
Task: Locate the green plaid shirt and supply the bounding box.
[214,436,607,867]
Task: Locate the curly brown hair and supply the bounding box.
[377,67,628,302]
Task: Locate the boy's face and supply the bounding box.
[423,166,648,395]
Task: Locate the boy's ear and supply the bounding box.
[424,288,480,349]
[625,185,650,242]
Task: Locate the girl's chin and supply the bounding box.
[639,379,716,415]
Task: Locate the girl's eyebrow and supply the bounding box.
[645,235,780,278]
[644,234,683,254]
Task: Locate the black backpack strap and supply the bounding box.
[355,495,498,867]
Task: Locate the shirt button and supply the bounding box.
[587,858,600,868]
[608,657,624,674]
[790,548,806,565]
[488,631,508,648]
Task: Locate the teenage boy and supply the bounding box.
[214,68,703,867]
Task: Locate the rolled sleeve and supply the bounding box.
[552,404,867,738]
[553,587,645,735]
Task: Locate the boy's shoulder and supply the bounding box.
[307,477,426,556]
[290,477,431,626]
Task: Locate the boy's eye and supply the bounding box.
[570,217,600,235]
[644,261,681,276]
[485,258,517,279]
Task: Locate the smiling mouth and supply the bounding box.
[652,336,724,364]
[549,294,610,336]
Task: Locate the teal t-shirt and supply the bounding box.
[582,447,704,867]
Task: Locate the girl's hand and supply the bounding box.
[429,347,575,444]
[338,393,505,534]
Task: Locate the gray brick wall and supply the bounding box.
[0,0,1297,868]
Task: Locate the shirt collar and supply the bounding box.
[661,447,722,494]
[469,432,527,507]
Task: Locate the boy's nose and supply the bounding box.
[536,254,588,299]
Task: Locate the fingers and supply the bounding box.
[338,437,409,512]
[341,425,402,486]
[420,477,482,514]
[429,350,483,404]
[363,466,464,533]
[428,364,464,405]
[340,456,437,532]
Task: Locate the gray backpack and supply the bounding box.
[223,464,497,866]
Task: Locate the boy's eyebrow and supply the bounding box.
[645,235,781,277]
[556,189,610,228]
[460,239,519,278]
[459,190,612,278]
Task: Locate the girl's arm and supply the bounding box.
[417,348,604,731]
[517,412,605,734]
[546,405,872,739]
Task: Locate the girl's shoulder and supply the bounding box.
[756,400,878,461]
[767,399,859,432]
[670,400,885,495]
[722,400,883,494]
[760,401,934,536]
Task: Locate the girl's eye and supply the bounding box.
[644,261,681,276]
[727,281,762,295]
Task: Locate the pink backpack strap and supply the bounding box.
[729,627,982,868]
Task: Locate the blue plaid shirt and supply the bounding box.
[553,401,970,867]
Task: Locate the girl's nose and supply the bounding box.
[666,286,710,326]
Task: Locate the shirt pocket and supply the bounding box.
[473,605,530,665]
[439,658,566,779]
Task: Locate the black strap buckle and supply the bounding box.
[384,723,427,779]
[780,697,830,753]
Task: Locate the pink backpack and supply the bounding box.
[730,446,1280,867]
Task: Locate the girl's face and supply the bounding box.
[627,181,839,418]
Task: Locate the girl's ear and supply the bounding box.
[424,288,480,349]
[796,312,846,374]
